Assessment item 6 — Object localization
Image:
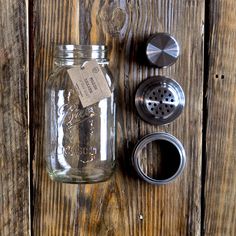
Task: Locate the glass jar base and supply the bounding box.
[48,168,114,184]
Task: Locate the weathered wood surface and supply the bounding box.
[2,0,236,235]
[203,0,236,235]
[0,0,29,235]
[31,0,204,235]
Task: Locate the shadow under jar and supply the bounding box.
[44,45,116,184]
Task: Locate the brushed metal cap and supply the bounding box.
[145,33,180,68]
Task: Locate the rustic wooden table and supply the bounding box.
[0,0,235,235]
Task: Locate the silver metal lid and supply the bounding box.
[54,44,108,59]
[146,33,180,68]
[135,76,185,125]
[132,132,186,185]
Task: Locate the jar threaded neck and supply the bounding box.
[54,44,108,60]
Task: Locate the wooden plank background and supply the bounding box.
[0,0,235,235]
[31,0,204,235]
[0,0,29,235]
[203,0,236,235]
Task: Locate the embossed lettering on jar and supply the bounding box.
[44,45,116,183]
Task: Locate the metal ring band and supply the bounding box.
[132,132,186,185]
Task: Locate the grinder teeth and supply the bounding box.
[146,87,176,118]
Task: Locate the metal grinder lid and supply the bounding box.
[135,76,185,125]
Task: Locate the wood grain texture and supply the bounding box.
[31,0,204,235]
[203,0,236,235]
[0,0,29,235]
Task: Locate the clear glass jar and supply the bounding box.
[44,45,116,183]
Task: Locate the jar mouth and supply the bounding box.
[54,44,108,60]
[56,44,107,51]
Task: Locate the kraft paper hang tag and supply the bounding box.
[67,60,112,107]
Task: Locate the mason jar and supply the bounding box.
[44,45,116,183]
